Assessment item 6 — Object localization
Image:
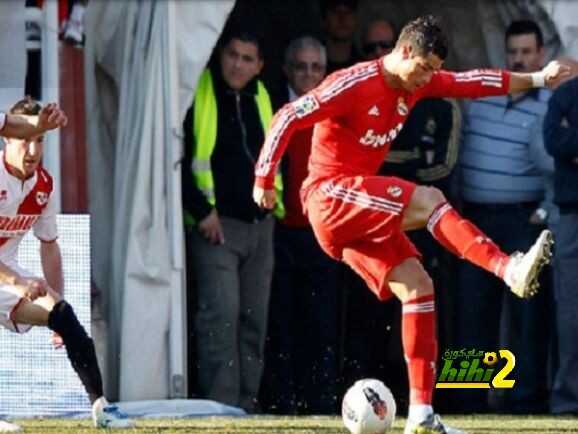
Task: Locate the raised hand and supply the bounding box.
[37,103,68,133]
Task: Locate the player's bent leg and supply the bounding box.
[47,300,133,429]
[410,187,552,299]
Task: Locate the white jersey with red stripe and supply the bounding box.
[0,151,57,266]
[255,59,511,190]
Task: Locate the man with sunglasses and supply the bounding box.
[361,18,396,60]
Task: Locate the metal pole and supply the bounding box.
[165,0,187,399]
[41,0,62,212]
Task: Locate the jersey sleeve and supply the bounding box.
[33,193,58,242]
[421,69,511,99]
[255,66,373,189]
[0,112,5,132]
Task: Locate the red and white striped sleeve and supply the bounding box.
[421,69,511,99]
[255,62,381,189]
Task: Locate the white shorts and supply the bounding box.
[0,263,35,334]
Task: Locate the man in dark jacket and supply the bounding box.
[544,75,578,414]
[182,28,280,412]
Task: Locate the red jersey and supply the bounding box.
[255,59,510,191]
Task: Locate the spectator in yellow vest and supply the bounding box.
[181,27,278,413]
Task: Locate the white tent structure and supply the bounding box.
[84,0,235,401]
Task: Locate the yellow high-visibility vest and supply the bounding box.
[186,69,284,226]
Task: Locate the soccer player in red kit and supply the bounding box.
[253,16,568,434]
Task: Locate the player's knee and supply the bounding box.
[412,186,447,224]
[405,274,434,301]
[391,272,434,302]
[419,186,446,212]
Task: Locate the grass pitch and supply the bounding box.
[11,415,578,433]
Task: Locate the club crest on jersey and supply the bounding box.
[36,191,48,206]
[292,95,319,118]
[397,97,408,116]
[387,186,402,198]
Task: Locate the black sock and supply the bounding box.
[48,300,104,404]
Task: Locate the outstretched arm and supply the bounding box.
[0,103,67,139]
[424,61,570,99]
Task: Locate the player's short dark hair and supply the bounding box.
[396,15,448,60]
[220,26,265,60]
[505,20,543,48]
[9,96,42,116]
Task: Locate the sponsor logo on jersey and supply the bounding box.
[359,124,403,148]
[0,215,40,237]
[397,97,408,116]
[368,105,380,116]
[0,190,7,201]
[387,186,402,198]
[292,94,319,118]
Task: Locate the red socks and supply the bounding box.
[402,294,437,405]
[427,202,509,278]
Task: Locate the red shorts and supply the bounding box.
[304,175,420,301]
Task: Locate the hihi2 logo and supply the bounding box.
[435,348,516,389]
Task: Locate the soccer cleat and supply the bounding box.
[504,229,553,299]
[92,397,134,429]
[0,420,21,433]
[404,413,467,434]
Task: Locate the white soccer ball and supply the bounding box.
[342,378,396,434]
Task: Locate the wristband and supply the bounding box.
[531,72,545,88]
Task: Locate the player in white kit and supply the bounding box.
[0,98,133,432]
